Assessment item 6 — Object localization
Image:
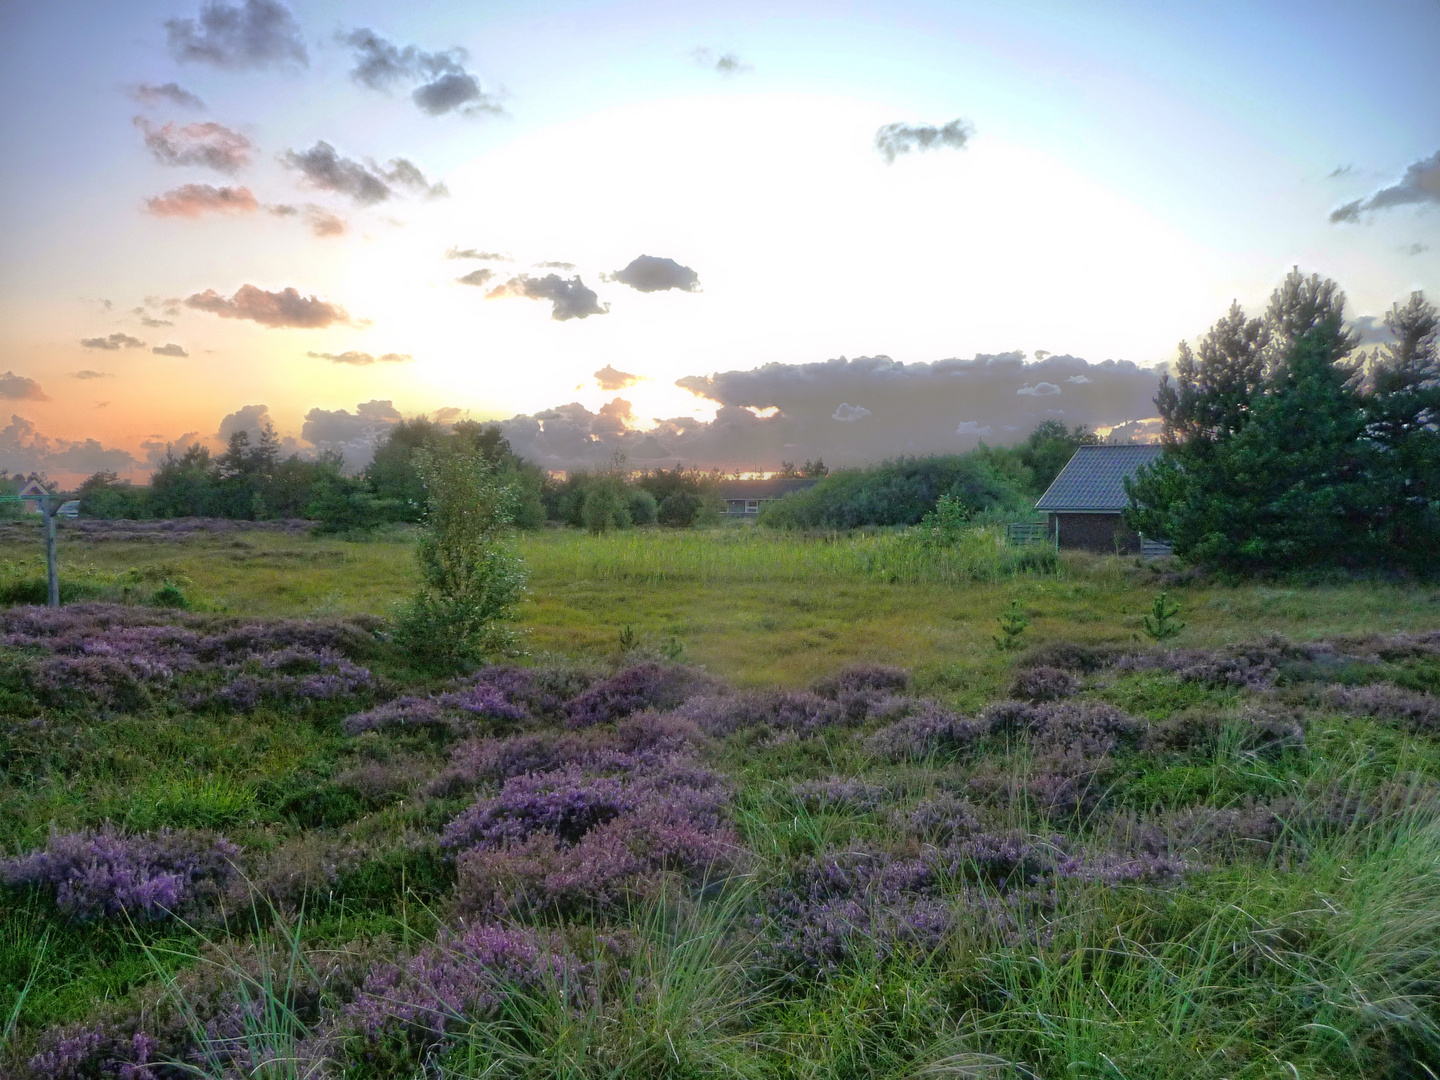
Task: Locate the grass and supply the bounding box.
[2,520,1439,1077]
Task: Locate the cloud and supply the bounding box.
[1327,165,1354,179]
[487,274,609,321]
[446,247,508,260]
[130,82,205,108]
[955,421,993,437]
[456,268,494,287]
[185,284,351,328]
[0,373,47,401]
[218,403,272,442]
[534,260,576,270]
[1350,315,1398,345]
[279,142,446,204]
[135,118,254,174]
[70,370,113,380]
[138,315,173,327]
[81,333,146,350]
[268,203,348,236]
[875,118,974,164]
[146,183,258,217]
[166,0,307,69]
[152,343,189,357]
[305,350,412,365]
[488,352,1161,473]
[1404,242,1431,256]
[1331,149,1440,223]
[432,406,464,424]
[1017,382,1062,396]
[690,47,751,75]
[341,28,500,117]
[301,399,403,467]
[595,364,640,390]
[607,254,699,293]
[1065,374,1092,384]
[0,414,137,476]
[831,403,871,421]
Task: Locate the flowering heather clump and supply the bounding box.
[900,794,981,843]
[334,925,575,1056]
[442,767,634,849]
[1142,708,1305,757]
[1115,641,1301,692]
[981,699,1147,757]
[428,732,598,795]
[29,655,150,711]
[812,665,912,699]
[1010,665,1082,703]
[344,695,454,735]
[564,663,711,728]
[865,704,986,762]
[1017,640,1124,673]
[1,827,240,923]
[790,776,891,813]
[472,663,599,719]
[614,711,706,753]
[1324,683,1440,733]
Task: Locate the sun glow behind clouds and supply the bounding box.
[328,92,1222,429]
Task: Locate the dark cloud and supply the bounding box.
[875,118,974,164]
[0,414,137,476]
[81,333,146,350]
[341,28,500,117]
[595,364,640,390]
[130,82,206,108]
[185,284,351,328]
[1349,316,1399,345]
[0,373,47,401]
[487,274,609,321]
[489,353,1164,473]
[300,400,403,467]
[279,142,446,204]
[1331,150,1440,223]
[218,403,272,442]
[607,254,699,293]
[446,247,508,260]
[1404,242,1431,256]
[70,370,113,380]
[152,343,189,357]
[690,47,751,75]
[146,183,258,217]
[456,268,494,287]
[1326,165,1354,179]
[135,118,254,174]
[166,0,307,69]
[534,260,576,270]
[139,315,174,327]
[305,350,412,365]
[431,406,464,424]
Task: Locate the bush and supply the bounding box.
[760,453,1029,529]
[393,444,527,670]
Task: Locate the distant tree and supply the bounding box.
[1015,420,1100,494]
[802,458,829,477]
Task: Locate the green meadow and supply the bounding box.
[2,519,1439,1079]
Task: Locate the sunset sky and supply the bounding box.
[1,0,1436,480]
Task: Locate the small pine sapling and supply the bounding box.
[994,598,1030,651]
[618,625,638,653]
[1143,591,1185,641]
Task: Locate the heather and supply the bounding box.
[3,543,1440,1078]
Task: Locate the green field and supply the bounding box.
[2,520,1439,1078]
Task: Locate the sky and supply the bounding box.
[0,0,1435,481]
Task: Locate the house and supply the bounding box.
[1035,444,1170,555]
[716,477,818,517]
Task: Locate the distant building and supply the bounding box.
[716,477,818,518]
[1035,444,1171,555]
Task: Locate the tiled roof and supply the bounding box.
[1035,444,1165,512]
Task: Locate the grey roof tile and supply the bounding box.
[1035,444,1165,512]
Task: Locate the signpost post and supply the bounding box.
[7,481,64,608]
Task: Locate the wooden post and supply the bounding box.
[43,498,59,607]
